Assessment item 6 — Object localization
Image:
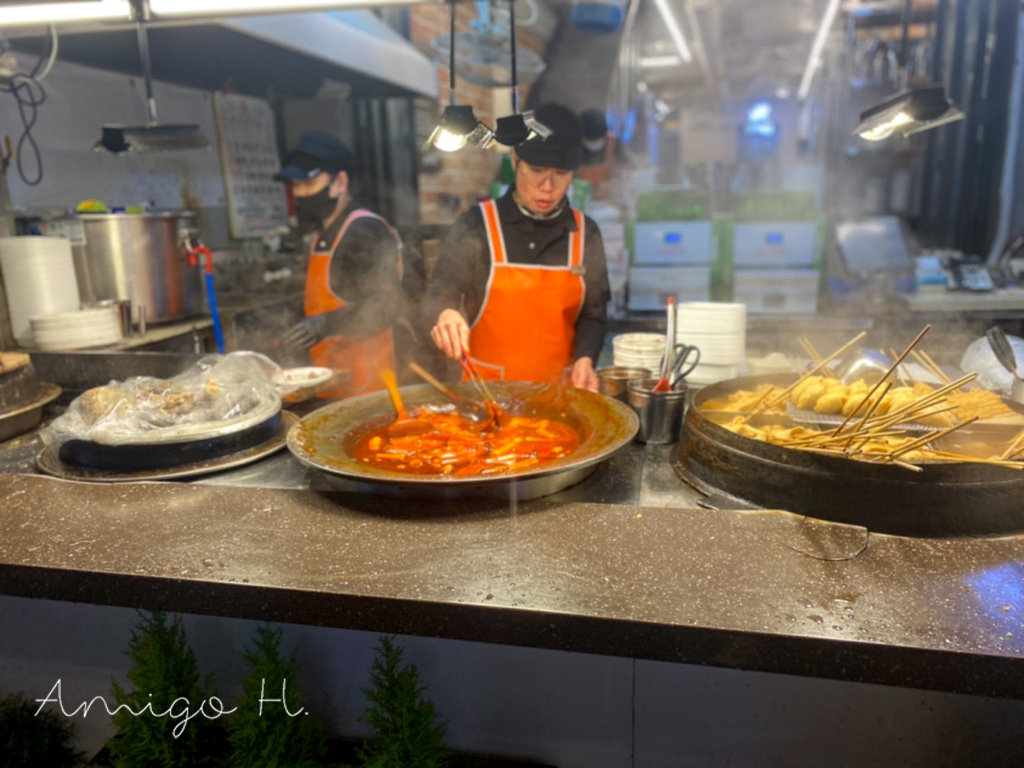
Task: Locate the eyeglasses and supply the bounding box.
[518,163,573,186]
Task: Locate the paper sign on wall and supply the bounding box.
[214,92,288,239]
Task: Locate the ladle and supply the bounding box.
[986,327,1024,404]
[380,369,431,437]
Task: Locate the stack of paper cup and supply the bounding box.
[612,332,665,371]
[0,236,81,346]
[676,302,747,385]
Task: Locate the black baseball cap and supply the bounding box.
[516,103,583,171]
[274,130,356,181]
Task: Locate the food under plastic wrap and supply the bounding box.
[43,352,282,450]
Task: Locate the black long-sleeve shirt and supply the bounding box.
[313,199,404,338]
[424,189,610,363]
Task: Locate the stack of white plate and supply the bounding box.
[612,332,665,372]
[30,307,122,351]
[676,302,747,385]
[0,236,81,345]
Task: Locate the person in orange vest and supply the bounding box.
[276,131,404,398]
[425,103,610,391]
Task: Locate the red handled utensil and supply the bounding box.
[652,296,676,392]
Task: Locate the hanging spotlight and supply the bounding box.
[492,0,552,147]
[428,105,494,152]
[428,1,493,153]
[855,86,964,141]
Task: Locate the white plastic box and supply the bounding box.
[634,221,715,265]
[733,269,819,314]
[627,266,711,310]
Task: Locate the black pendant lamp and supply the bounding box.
[854,0,963,142]
[427,1,494,152]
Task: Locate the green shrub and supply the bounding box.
[357,636,449,768]
[228,624,327,768]
[0,691,85,768]
[108,611,223,767]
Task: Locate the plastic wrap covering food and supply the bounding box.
[42,352,283,448]
[961,334,1024,393]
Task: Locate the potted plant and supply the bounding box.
[357,635,450,768]
[227,624,328,767]
[106,611,226,767]
[1,691,85,768]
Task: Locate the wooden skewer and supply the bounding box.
[890,347,914,385]
[910,350,947,387]
[920,350,952,386]
[883,458,925,472]
[798,337,823,368]
[884,417,978,461]
[922,450,1024,470]
[409,362,463,402]
[845,382,892,451]
[742,331,867,421]
[999,426,1024,461]
[865,375,975,428]
[830,325,932,436]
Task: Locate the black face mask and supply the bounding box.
[295,187,337,233]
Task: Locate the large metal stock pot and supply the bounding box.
[70,212,202,322]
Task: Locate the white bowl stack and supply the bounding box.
[0,236,81,346]
[30,307,122,350]
[676,302,747,385]
[612,332,665,372]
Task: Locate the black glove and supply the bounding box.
[283,314,328,350]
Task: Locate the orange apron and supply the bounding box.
[467,199,585,384]
[305,209,402,398]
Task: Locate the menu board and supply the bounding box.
[214,92,288,239]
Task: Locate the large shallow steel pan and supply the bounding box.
[287,381,639,500]
[674,373,1024,538]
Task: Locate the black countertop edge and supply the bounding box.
[3,564,1022,701]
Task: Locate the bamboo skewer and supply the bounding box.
[797,337,821,366]
[829,325,932,436]
[920,350,952,386]
[741,331,868,422]
[883,417,978,461]
[890,347,915,385]
[999,427,1024,461]
[845,382,892,452]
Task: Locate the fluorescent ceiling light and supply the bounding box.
[0,0,131,26]
[797,0,842,100]
[855,86,965,141]
[149,0,426,16]
[640,55,683,69]
[651,0,693,65]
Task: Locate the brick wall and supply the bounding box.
[410,3,546,225]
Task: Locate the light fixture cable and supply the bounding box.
[509,0,518,111]
[449,0,456,105]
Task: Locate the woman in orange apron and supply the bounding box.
[426,104,610,391]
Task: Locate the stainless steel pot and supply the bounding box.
[66,212,202,323]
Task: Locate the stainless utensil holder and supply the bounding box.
[626,377,688,444]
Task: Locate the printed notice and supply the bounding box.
[214,92,288,239]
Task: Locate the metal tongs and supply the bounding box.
[458,352,504,428]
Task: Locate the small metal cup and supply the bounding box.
[597,366,652,401]
[626,377,688,444]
